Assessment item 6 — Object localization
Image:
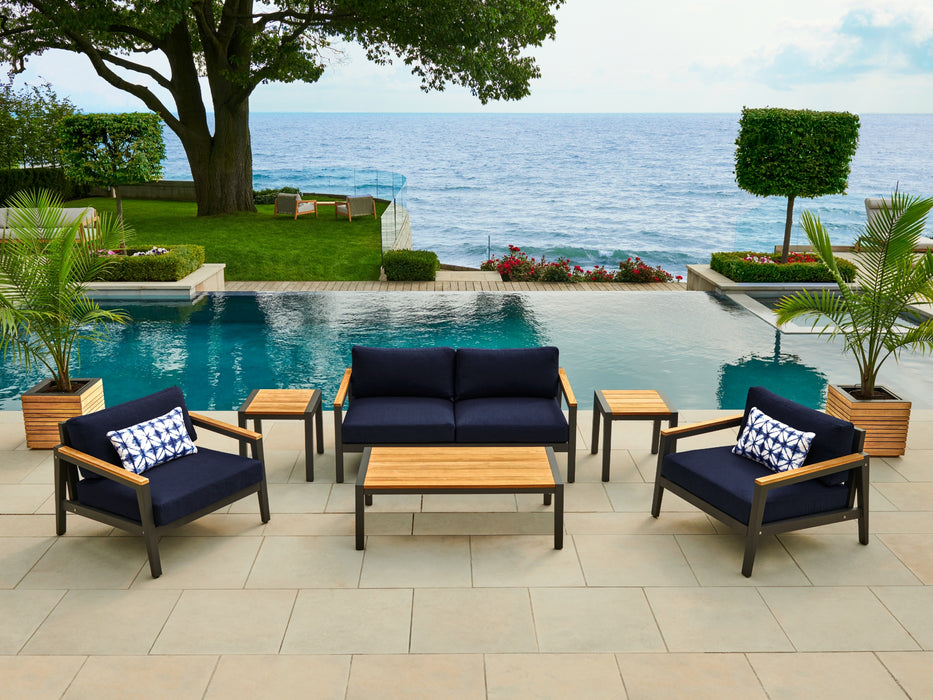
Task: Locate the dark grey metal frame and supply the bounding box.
[591,389,678,482]
[237,388,324,481]
[334,371,578,484]
[651,414,869,577]
[355,446,564,550]
[54,413,270,579]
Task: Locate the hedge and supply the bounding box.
[710,251,856,283]
[383,249,439,281]
[0,167,88,204]
[94,245,205,282]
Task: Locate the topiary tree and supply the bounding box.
[58,112,164,223]
[735,107,860,263]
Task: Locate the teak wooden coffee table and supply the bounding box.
[355,445,563,550]
[238,389,324,481]
[592,389,678,482]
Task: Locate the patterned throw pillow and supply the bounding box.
[107,406,197,474]
[732,406,815,473]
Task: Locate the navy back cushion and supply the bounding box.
[350,346,456,399]
[456,347,560,400]
[62,386,197,466]
[742,386,857,485]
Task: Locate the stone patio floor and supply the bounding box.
[1,407,932,699]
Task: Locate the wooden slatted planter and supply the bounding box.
[21,378,105,449]
[826,384,910,457]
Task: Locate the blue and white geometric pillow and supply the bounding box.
[107,406,197,474]
[732,406,815,473]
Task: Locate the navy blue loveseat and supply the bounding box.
[333,346,578,482]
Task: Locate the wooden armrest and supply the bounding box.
[660,413,743,439]
[755,453,867,486]
[190,412,261,441]
[54,445,148,486]
[558,368,577,408]
[334,368,352,409]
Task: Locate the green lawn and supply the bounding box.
[70,196,386,281]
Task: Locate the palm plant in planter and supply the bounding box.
[775,190,933,455]
[0,189,130,448]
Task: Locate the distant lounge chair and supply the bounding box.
[335,195,377,222]
[274,193,317,219]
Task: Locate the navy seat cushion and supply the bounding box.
[62,387,197,477]
[74,447,263,526]
[456,347,560,400]
[662,446,850,525]
[455,397,569,443]
[743,386,856,485]
[341,396,456,443]
[350,346,456,399]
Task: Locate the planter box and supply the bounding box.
[825,384,910,457]
[21,378,105,449]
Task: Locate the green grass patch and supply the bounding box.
[69,196,386,281]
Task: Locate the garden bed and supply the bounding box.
[93,245,205,282]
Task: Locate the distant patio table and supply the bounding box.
[355,445,563,550]
[238,389,324,481]
[591,389,678,481]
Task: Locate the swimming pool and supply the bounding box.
[2,291,932,411]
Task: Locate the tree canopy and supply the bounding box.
[0,1,563,215]
[735,107,860,262]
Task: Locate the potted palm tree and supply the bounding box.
[775,190,933,456]
[0,189,130,448]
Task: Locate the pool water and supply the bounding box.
[2,292,932,411]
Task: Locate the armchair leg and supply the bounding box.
[743,490,768,578]
[143,529,162,578]
[650,482,664,518]
[857,463,870,545]
[53,455,67,536]
[741,535,758,578]
[258,480,271,523]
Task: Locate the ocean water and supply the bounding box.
[162,113,933,278]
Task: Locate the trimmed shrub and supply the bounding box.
[383,249,440,281]
[710,251,856,283]
[94,245,206,282]
[253,186,299,205]
[0,167,88,204]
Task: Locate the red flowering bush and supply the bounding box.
[617,257,675,283]
[482,246,679,283]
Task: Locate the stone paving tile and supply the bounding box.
[778,533,923,585]
[0,589,65,654]
[486,653,626,699]
[24,589,181,655]
[65,655,217,700]
[409,588,537,653]
[877,533,933,584]
[531,587,665,652]
[471,536,585,588]
[18,536,147,589]
[205,655,351,700]
[0,536,54,588]
[616,653,767,700]
[675,534,810,586]
[281,589,412,654]
[876,652,933,699]
[574,534,698,587]
[871,586,933,649]
[129,536,263,589]
[346,654,486,700]
[0,656,85,700]
[748,652,909,699]
[646,588,793,652]
[246,536,363,589]
[758,586,919,651]
[359,535,472,588]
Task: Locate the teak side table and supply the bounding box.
[238,389,324,481]
[591,389,678,482]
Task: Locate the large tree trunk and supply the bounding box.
[780,194,796,263]
[182,102,256,216]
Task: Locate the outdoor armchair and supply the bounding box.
[54,387,270,578]
[335,195,377,222]
[274,193,318,219]
[651,386,869,577]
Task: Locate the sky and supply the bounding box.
[5,0,933,113]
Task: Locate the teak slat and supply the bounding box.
[364,446,554,490]
[601,390,673,416]
[242,389,316,415]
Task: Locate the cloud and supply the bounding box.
[759,8,933,87]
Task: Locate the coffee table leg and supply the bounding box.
[591,392,601,454]
[304,414,314,482]
[355,486,365,550]
[601,418,613,482]
[554,484,564,549]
